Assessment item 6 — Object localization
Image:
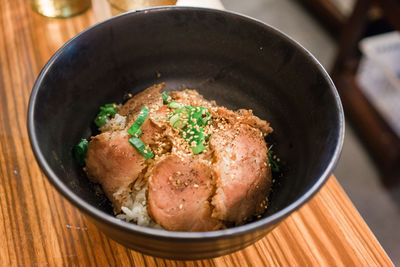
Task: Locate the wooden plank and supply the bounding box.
[0,0,393,265]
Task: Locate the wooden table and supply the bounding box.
[0,0,393,266]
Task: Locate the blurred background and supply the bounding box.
[219,0,400,264]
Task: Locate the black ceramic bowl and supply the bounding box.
[28,7,344,260]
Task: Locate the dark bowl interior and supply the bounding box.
[28,7,344,259]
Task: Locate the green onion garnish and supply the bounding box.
[191,143,206,154]
[126,106,154,159]
[94,113,108,128]
[162,91,169,104]
[94,103,118,127]
[127,106,149,137]
[168,102,183,109]
[74,138,88,166]
[167,101,211,155]
[128,137,154,159]
[100,104,118,116]
[169,114,180,126]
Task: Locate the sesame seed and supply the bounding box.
[193,184,199,188]
[179,204,183,209]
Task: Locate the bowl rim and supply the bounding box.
[27,6,344,241]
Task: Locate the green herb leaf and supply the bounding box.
[128,137,154,159]
[162,91,169,104]
[74,138,88,166]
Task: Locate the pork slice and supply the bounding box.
[213,107,273,136]
[147,155,221,231]
[85,131,146,211]
[210,124,272,224]
[169,89,216,108]
[139,117,165,146]
[236,109,273,136]
[119,83,165,122]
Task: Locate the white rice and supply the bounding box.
[99,113,127,132]
[116,186,161,228]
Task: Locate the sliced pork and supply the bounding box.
[85,131,146,211]
[83,83,275,231]
[147,155,221,231]
[210,124,271,224]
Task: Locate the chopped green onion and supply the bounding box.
[125,106,153,159]
[133,128,142,138]
[169,114,180,126]
[134,106,150,126]
[127,106,149,137]
[167,102,212,155]
[94,103,118,127]
[168,102,182,109]
[94,113,108,127]
[128,137,154,159]
[100,104,118,116]
[127,123,141,136]
[162,91,169,104]
[74,138,88,166]
[169,114,187,129]
[191,143,206,154]
[173,120,186,129]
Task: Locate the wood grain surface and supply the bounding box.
[0,0,393,266]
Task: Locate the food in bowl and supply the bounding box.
[75,82,279,232]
